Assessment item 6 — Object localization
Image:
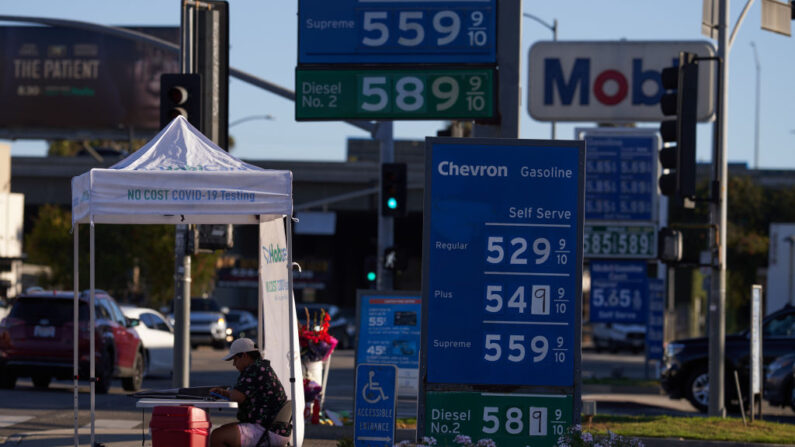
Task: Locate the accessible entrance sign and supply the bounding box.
[354,363,398,447]
[419,138,584,446]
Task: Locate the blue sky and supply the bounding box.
[2,1,794,169]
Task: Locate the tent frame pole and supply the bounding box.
[73,227,79,447]
[89,221,96,447]
[286,216,298,447]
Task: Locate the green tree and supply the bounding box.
[24,206,218,309]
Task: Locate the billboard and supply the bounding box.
[0,26,179,138]
[527,41,716,122]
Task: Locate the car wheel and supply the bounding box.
[32,374,51,389]
[685,365,709,413]
[95,350,114,394]
[212,340,227,350]
[0,367,17,389]
[122,351,144,392]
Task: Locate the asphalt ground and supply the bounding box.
[0,348,792,446]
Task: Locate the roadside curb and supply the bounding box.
[304,425,795,447]
[636,438,794,447]
[304,425,792,447]
[583,384,662,395]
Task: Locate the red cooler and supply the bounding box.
[150,406,211,447]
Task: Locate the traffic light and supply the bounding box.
[364,255,377,287]
[381,163,407,217]
[659,52,698,200]
[658,227,683,264]
[160,73,202,130]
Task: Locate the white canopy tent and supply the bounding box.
[70,116,304,446]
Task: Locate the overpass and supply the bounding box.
[9,139,428,308]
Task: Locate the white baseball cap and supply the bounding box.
[223,337,258,361]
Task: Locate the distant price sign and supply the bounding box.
[589,261,648,324]
[584,225,656,259]
[298,0,497,64]
[646,279,665,361]
[295,67,495,120]
[581,132,658,222]
[424,391,572,447]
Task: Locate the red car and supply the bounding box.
[0,290,144,393]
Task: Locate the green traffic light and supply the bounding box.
[387,197,398,209]
[367,271,377,282]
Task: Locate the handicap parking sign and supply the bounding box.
[354,364,398,447]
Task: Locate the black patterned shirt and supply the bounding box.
[234,358,290,435]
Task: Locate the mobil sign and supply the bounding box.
[528,41,716,122]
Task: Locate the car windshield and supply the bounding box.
[226,313,242,323]
[190,298,220,312]
[10,298,89,325]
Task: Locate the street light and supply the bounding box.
[229,114,275,128]
[750,42,760,169]
[523,12,558,139]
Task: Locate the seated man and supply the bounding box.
[210,338,291,447]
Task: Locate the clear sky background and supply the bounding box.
[2,1,794,169]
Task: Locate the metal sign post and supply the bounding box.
[749,284,763,422]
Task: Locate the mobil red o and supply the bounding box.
[527,41,715,123]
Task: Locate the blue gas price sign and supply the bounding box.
[582,133,658,222]
[423,138,584,387]
[298,0,496,64]
[589,261,649,324]
[646,279,665,361]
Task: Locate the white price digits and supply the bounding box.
[360,76,423,112]
[465,76,486,112]
[483,334,557,363]
[482,407,550,436]
[485,285,560,315]
[591,289,631,308]
[366,345,386,355]
[486,236,557,265]
[362,10,465,47]
[368,316,387,326]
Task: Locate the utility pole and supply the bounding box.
[750,42,760,169]
[172,0,198,389]
[708,0,729,418]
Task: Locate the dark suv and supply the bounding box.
[0,290,144,393]
[661,304,795,412]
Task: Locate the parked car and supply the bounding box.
[661,304,795,412]
[225,309,258,341]
[0,298,9,322]
[763,352,795,412]
[168,297,230,349]
[120,306,174,378]
[296,303,356,349]
[0,290,144,393]
[591,323,646,353]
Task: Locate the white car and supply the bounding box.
[591,322,646,353]
[121,306,174,378]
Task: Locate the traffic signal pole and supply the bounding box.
[708,0,730,418]
[376,121,395,291]
[172,0,198,389]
